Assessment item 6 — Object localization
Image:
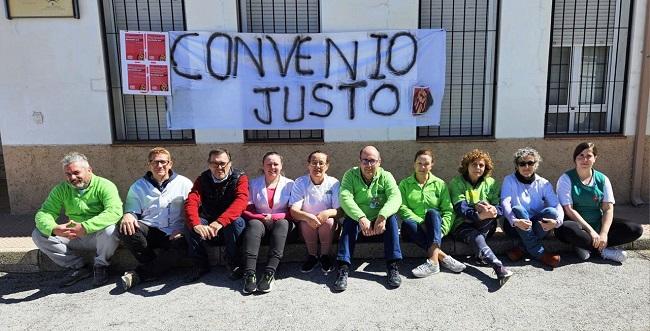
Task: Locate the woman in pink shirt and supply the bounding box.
[241,152,294,294]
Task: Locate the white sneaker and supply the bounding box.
[411,259,440,278]
[574,247,591,261]
[441,255,466,273]
[600,248,627,263]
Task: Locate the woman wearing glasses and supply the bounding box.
[501,147,563,268]
[554,142,642,263]
[397,148,466,278]
[241,152,294,294]
[289,151,340,273]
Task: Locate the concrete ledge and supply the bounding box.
[1,224,647,273]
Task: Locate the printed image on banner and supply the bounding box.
[167,29,446,130]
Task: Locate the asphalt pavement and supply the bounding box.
[1,251,649,330]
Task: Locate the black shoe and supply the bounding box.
[301,255,319,273]
[243,271,257,294]
[185,264,209,283]
[386,262,402,288]
[320,255,334,273]
[92,265,109,287]
[228,265,244,280]
[59,266,92,288]
[257,271,275,293]
[333,266,349,292]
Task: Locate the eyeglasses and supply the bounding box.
[149,160,170,166]
[517,160,537,167]
[360,158,379,166]
[209,161,230,168]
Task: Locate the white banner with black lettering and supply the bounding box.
[167,29,445,129]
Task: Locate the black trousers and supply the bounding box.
[243,218,295,274]
[118,222,187,279]
[555,220,643,251]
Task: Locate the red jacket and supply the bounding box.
[184,170,249,228]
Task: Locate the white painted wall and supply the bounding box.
[321,0,419,142]
[625,0,648,136]
[184,0,243,144]
[494,0,552,139]
[0,1,112,145]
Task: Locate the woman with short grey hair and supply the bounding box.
[500,147,564,268]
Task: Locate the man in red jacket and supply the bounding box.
[184,149,249,281]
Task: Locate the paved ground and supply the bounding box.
[1,252,649,330]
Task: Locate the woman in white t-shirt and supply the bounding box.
[290,151,340,273]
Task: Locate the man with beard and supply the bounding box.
[32,152,122,287]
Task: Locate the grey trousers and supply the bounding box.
[31,225,120,269]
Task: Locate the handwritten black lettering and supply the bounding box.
[310,83,334,117]
[295,36,314,76]
[234,36,265,77]
[387,32,417,76]
[170,33,202,80]
[266,35,300,77]
[325,38,359,80]
[253,87,280,125]
[369,33,388,80]
[338,80,368,120]
[369,83,400,116]
[206,32,232,80]
[284,86,305,123]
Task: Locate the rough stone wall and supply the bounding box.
[3,136,646,214]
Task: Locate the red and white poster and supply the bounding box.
[127,64,148,91]
[149,65,169,92]
[120,31,171,95]
[147,33,167,62]
[125,33,145,61]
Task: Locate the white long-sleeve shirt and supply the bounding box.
[124,173,193,235]
[500,173,564,228]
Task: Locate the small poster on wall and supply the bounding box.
[119,31,170,95]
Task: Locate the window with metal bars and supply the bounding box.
[545,0,632,135]
[238,0,323,143]
[100,0,194,142]
[417,0,499,139]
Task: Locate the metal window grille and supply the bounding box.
[545,0,632,135]
[239,0,323,143]
[417,0,499,139]
[100,0,194,142]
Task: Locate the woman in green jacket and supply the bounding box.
[448,149,512,286]
[398,148,466,278]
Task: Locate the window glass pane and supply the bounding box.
[546,113,569,133]
[574,112,606,132]
[580,46,608,105]
[548,47,571,105]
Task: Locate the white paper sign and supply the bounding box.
[120,31,171,96]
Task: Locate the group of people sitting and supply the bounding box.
[31,142,643,293]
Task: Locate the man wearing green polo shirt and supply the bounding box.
[333,146,403,292]
[32,152,122,288]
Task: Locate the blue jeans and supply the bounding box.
[188,216,246,267]
[504,206,558,258]
[336,214,402,265]
[401,209,442,251]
